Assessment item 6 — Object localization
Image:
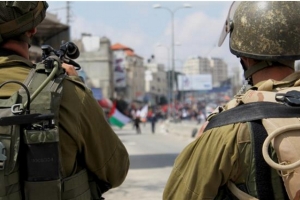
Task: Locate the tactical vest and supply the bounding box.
[0,57,101,200]
[206,86,300,200]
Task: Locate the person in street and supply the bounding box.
[150,109,157,134]
[163,2,300,199]
[132,108,142,134]
[0,1,129,199]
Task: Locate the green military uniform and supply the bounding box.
[0,51,129,190]
[163,72,300,199]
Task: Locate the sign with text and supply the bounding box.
[178,74,212,91]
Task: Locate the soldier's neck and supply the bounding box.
[1,40,29,59]
[252,65,294,85]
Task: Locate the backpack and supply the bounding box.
[204,87,300,200]
[0,52,66,199]
[0,46,101,199]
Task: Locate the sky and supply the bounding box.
[47,1,241,75]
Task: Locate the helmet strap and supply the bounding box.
[244,60,273,80]
[240,59,254,85]
[243,60,275,86]
[242,60,295,86]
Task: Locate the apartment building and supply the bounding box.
[111,43,145,102]
[182,56,228,87]
[75,36,114,99]
[144,62,168,104]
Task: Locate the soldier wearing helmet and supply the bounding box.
[0,2,129,200]
[163,2,300,199]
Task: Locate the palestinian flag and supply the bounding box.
[109,103,131,128]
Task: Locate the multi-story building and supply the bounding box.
[144,61,168,104]
[111,43,145,102]
[182,56,228,87]
[75,35,114,99]
[211,58,228,87]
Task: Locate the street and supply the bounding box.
[103,121,195,200]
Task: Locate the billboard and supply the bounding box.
[113,51,126,87]
[178,74,212,91]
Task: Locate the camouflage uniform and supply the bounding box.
[0,1,129,198]
[0,48,129,191]
[163,72,300,199]
[164,1,300,199]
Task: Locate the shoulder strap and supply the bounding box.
[250,120,275,199]
[204,102,300,131]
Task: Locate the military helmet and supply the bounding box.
[0,1,48,43]
[218,1,300,81]
[219,1,300,60]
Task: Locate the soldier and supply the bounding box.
[0,1,129,199]
[163,2,300,199]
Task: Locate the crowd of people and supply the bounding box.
[119,99,221,135]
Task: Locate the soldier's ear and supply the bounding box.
[26,27,37,38]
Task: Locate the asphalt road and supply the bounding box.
[103,122,194,200]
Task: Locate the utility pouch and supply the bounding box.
[23,127,60,181]
[22,123,62,200]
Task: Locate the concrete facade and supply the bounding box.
[75,36,114,99]
[125,54,145,102]
[144,62,168,104]
[182,56,228,87]
[112,43,145,102]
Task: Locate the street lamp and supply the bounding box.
[156,43,181,118]
[153,3,191,118]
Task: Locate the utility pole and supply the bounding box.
[153,3,191,117]
[66,1,71,25]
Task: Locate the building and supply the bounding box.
[75,35,114,99]
[111,43,145,102]
[182,56,228,87]
[144,61,168,105]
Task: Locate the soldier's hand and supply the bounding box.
[62,63,78,76]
